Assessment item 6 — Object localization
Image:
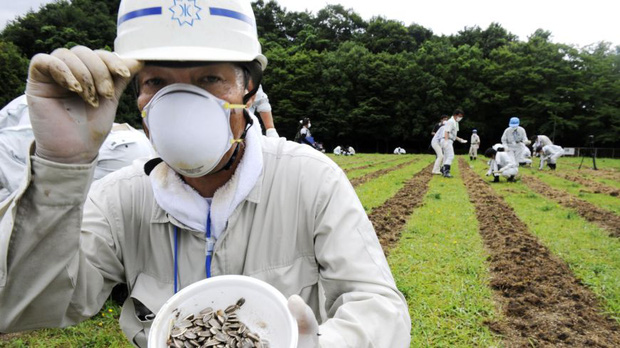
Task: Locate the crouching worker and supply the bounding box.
[537,144,564,170]
[0,1,410,347]
[484,147,518,182]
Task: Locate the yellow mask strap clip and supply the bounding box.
[223,103,247,110]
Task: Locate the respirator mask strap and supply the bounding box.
[213,108,254,173]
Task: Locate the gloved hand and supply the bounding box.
[288,295,319,348]
[458,139,467,144]
[26,45,142,164]
[265,128,280,138]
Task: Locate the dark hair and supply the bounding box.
[440,115,449,121]
[536,146,543,153]
[484,147,497,158]
[453,109,464,116]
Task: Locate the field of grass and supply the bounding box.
[2,153,618,347]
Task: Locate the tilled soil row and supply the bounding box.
[343,157,401,173]
[563,164,620,181]
[521,175,620,237]
[368,164,432,255]
[349,158,417,187]
[549,172,620,197]
[459,158,620,347]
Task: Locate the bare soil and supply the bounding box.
[368,164,433,254]
[549,172,620,197]
[521,175,620,237]
[564,164,620,182]
[459,158,620,347]
[349,159,417,187]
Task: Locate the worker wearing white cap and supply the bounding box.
[469,129,480,161]
[501,117,531,166]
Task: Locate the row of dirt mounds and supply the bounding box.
[521,175,620,237]
[343,157,401,173]
[552,172,619,197]
[459,158,620,347]
[564,164,620,181]
[349,158,418,187]
[368,164,432,255]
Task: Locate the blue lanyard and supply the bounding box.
[173,209,213,294]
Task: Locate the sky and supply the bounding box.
[1,0,618,48]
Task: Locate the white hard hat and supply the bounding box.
[114,0,267,70]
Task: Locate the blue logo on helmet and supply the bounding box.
[169,0,202,26]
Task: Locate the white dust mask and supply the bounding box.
[142,83,246,177]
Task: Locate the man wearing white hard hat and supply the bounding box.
[0,1,411,347]
[500,117,531,166]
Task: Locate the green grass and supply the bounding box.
[345,155,414,180]
[470,158,620,323]
[354,155,433,213]
[325,153,387,169]
[388,160,502,347]
[5,155,617,347]
[1,301,130,348]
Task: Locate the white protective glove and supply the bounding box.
[26,46,142,164]
[458,138,468,144]
[288,295,319,348]
[265,128,280,138]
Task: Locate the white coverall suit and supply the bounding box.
[501,126,530,165]
[487,152,519,180]
[442,117,459,166]
[532,135,553,150]
[539,144,564,170]
[0,96,154,201]
[469,133,480,159]
[431,126,445,174]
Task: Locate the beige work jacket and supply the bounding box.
[0,136,411,347]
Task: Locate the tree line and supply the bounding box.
[1,0,618,152]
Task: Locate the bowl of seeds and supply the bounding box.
[148,275,298,348]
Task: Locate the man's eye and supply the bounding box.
[144,78,164,87]
[201,76,222,84]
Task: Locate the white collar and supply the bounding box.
[150,114,263,239]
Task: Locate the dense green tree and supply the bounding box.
[0,41,29,107]
[1,0,618,149]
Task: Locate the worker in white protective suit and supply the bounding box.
[484,147,518,182]
[0,1,410,347]
[500,117,531,166]
[519,142,532,166]
[469,129,480,161]
[333,145,342,155]
[537,144,564,170]
[394,146,406,154]
[430,123,445,174]
[248,84,279,138]
[0,95,154,202]
[441,109,467,178]
[531,134,553,154]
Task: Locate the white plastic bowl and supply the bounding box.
[148,275,298,348]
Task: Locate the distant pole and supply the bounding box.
[552,116,556,143]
